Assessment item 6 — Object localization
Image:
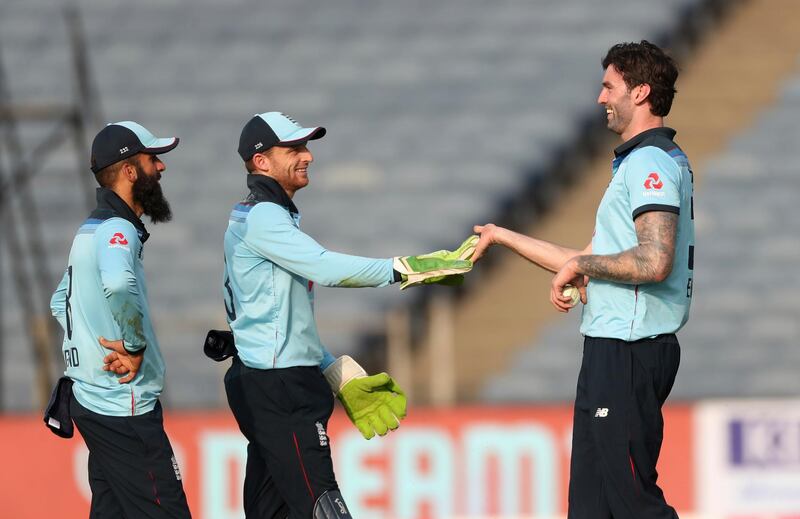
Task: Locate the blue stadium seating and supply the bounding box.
[485,60,800,401]
[1,0,703,409]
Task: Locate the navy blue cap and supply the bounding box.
[238,112,326,161]
[90,121,179,173]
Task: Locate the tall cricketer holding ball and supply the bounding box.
[474,41,694,519]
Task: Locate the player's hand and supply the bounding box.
[472,224,499,262]
[550,258,588,313]
[99,336,144,384]
[338,373,407,440]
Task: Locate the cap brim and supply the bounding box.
[142,136,180,154]
[278,127,326,146]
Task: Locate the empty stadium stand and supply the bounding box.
[1,0,730,409]
[484,9,800,401]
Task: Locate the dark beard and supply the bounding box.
[132,165,172,223]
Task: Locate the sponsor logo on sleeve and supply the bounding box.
[644,172,664,190]
[643,172,666,198]
[108,232,130,251]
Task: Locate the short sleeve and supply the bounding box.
[624,146,681,219]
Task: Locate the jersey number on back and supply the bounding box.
[66,266,74,340]
[224,275,236,321]
[223,257,236,321]
[63,266,80,367]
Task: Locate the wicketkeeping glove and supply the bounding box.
[323,355,407,439]
[393,234,479,290]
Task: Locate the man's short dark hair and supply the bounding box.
[95,160,125,187]
[94,156,139,187]
[602,40,678,117]
[244,148,275,174]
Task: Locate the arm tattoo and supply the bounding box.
[576,211,677,284]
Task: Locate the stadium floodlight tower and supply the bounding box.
[0,6,102,409]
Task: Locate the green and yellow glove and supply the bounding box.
[323,355,407,439]
[394,235,479,290]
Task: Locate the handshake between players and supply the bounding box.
[60,113,585,519]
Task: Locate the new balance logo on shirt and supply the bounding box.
[595,408,609,418]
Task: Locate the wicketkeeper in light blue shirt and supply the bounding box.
[217,112,476,519]
[224,191,394,371]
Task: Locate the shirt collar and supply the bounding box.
[246,174,299,214]
[91,188,150,243]
[614,127,677,158]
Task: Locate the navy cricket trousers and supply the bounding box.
[568,334,681,519]
[224,359,339,519]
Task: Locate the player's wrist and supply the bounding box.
[123,340,146,355]
[323,355,367,394]
[570,255,588,276]
[492,226,508,247]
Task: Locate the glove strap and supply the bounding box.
[392,257,411,277]
[323,355,367,394]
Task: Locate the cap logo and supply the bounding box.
[254,142,263,150]
[119,146,129,154]
[281,113,298,124]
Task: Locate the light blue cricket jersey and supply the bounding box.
[223,174,395,370]
[581,127,695,341]
[50,188,165,416]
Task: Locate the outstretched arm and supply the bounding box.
[473,223,591,273]
[246,203,394,288]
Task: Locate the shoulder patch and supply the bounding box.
[109,232,128,246]
[108,231,131,251]
[643,173,664,190]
